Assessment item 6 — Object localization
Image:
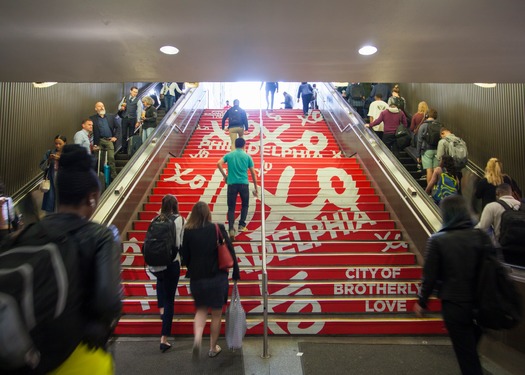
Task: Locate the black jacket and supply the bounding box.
[418,223,489,308]
[89,113,118,146]
[222,106,248,130]
[5,213,122,374]
[181,222,240,281]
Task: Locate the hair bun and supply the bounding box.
[59,144,92,172]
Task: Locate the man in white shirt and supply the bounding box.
[476,183,521,246]
[366,93,389,139]
[73,119,98,155]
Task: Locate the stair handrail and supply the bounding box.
[257,103,270,359]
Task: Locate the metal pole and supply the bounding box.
[258,93,270,359]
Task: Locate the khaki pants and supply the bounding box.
[228,126,244,150]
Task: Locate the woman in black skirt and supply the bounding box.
[181,201,240,359]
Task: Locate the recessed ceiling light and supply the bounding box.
[474,83,496,88]
[358,45,377,56]
[32,82,57,88]
[160,45,179,55]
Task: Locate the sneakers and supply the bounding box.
[229,229,236,241]
[238,226,248,233]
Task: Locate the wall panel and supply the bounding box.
[403,83,525,189]
[0,82,144,195]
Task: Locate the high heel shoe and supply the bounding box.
[160,343,172,353]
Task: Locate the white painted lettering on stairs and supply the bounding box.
[163,162,206,189]
[333,283,420,295]
[345,268,401,280]
[365,300,407,312]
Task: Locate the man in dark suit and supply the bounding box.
[90,102,118,179]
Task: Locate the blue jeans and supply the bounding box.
[164,94,175,112]
[227,184,249,231]
[142,127,155,143]
[153,261,181,336]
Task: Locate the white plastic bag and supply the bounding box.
[225,282,246,350]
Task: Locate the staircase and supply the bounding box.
[116,109,445,336]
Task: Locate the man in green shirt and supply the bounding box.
[217,138,258,240]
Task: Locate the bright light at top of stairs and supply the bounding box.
[32,82,57,88]
[160,45,179,55]
[474,83,496,88]
[358,45,377,56]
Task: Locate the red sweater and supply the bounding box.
[370,108,407,134]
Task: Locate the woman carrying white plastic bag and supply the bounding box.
[225,281,246,350]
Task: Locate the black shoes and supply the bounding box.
[160,343,172,353]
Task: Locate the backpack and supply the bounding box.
[432,171,458,203]
[474,231,522,329]
[142,214,178,267]
[497,200,525,248]
[444,135,468,169]
[228,108,242,126]
[390,96,405,111]
[423,121,441,147]
[0,218,87,372]
[350,84,364,100]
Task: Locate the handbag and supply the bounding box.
[216,224,233,271]
[225,282,247,350]
[395,123,411,149]
[40,169,50,193]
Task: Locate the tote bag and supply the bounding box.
[225,282,246,350]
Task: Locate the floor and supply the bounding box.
[113,336,515,375]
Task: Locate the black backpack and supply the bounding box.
[142,214,178,267]
[474,231,522,329]
[228,108,242,126]
[0,218,87,372]
[497,200,525,248]
[423,121,441,147]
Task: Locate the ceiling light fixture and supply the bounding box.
[474,83,497,88]
[160,45,179,55]
[358,45,377,56]
[32,82,57,88]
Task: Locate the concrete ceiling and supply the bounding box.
[1,0,525,83]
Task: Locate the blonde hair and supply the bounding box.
[484,158,504,185]
[184,201,212,230]
[417,101,429,114]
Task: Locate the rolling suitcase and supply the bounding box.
[97,150,108,191]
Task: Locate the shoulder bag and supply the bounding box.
[216,224,233,271]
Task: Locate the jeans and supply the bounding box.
[227,184,249,231]
[121,117,137,151]
[301,93,313,115]
[266,87,277,109]
[164,94,175,112]
[142,127,155,143]
[153,261,181,336]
